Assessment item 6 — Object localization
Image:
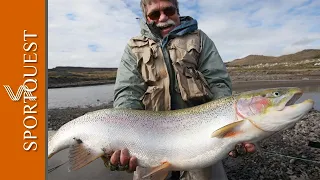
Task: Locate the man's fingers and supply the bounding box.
[235,143,247,155]
[110,150,121,165]
[128,156,138,172]
[104,149,136,172]
[244,143,256,153]
[228,150,238,158]
[120,148,130,166]
[228,143,256,158]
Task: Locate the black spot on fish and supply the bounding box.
[73,138,83,144]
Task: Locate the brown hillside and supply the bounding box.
[229,55,275,66]
[227,49,320,66]
[49,66,117,72]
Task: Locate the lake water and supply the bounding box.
[48,84,320,110]
[48,84,115,109]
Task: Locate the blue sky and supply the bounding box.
[48,0,320,68]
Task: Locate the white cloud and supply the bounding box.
[48,0,141,68]
[48,0,320,68]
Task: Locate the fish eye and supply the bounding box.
[273,91,280,97]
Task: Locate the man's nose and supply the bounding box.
[158,11,168,22]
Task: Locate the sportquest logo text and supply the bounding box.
[2,30,39,151]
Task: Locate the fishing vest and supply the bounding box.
[128,30,212,111]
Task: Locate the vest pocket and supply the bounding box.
[131,44,159,83]
[169,38,213,103]
[140,86,165,111]
[174,63,213,102]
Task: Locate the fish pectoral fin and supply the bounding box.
[141,162,171,180]
[211,120,245,138]
[68,138,104,171]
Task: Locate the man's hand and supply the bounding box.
[102,148,137,173]
[228,143,256,158]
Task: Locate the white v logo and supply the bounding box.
[3,85,36,101]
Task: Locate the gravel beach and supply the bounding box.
[48,81,320,180]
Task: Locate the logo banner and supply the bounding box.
[0,1,46,180]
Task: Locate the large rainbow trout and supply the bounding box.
[48,87,314,179]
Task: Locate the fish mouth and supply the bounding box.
[277,88,303,111]
[285,90,303,106]
[278,88,314,123]
[281,98,314,123]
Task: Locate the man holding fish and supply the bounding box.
[47,0,314,179]
[110,0,255,179]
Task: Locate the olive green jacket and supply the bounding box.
[113,16,232,110]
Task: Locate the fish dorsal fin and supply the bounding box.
[139,162,171,180]
[211,120,245,138]
[68,138,104,171]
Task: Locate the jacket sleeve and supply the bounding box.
[113,44,147,109]
[198,30,233,100]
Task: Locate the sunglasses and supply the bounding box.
[147,6,177,20]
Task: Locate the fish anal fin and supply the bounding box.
[141,162,171,180]
[211,120,245,138]
[68,138,104,171]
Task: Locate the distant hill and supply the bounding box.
[227,49,320,66]
[48,66,117,88]
[48,66,117,72]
